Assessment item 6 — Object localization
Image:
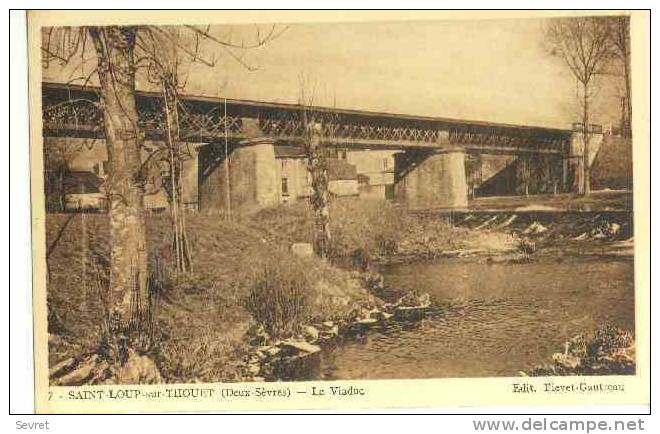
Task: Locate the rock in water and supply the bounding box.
[280,339,321,355]
[380,311,394,321]
[357,318,379,328]
[328,324,340,337]
[417,293,431,307]
[303,325,320,342]
[394,306,428,322]
[609,222,621,236]
[552,352,581,369]
[398,291,431,308]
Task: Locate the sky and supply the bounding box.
[42,17,625,129]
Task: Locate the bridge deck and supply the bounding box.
[41,82,572,155]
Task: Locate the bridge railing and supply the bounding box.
[41,83,572,154]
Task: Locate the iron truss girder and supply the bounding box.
[41,85,571,155]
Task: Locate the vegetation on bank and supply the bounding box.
[43,19,635,385]
[249,198,518,267]
[47,198,630,384]
[47,198,485,383]
[527,325,635,376]
[47,202,386,383]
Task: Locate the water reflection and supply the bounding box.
[321,256,634,380]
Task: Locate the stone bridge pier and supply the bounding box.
[568,129,605,194]
[198,119,280,215]
[394,148,468,210]
[41,82,580,214]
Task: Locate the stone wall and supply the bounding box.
[278,157,311,203]
[198,140,280,215]
[329,179,359,197]
[395,149,468,210]
[345,150,396,182]
[590,135,633,190]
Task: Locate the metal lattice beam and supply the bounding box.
[41,82,572,155]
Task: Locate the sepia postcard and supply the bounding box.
[26,10,650,413]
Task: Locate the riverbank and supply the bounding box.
[242,289,432,382]
[46,210,379,384]
[240,202,635,381]
[527,325,635,376]
[324,199,633,266]
[46,198,633,384]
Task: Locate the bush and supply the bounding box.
[154,326,248,383]
[247,202,314,245]
[242,258,313,339]
[328,199,406,266]
[528,325,635,376]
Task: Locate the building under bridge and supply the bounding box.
[41,82,605,213]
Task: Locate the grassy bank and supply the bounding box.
[47,198,522,383]
[46,196,633,384]
[247,198,517,267]
[46,208,377,383]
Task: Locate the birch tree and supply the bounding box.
[545,17,613,195]
[607,16,632,137]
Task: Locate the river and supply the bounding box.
[320,254,634,380]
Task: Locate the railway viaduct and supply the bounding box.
[41,82,601,211]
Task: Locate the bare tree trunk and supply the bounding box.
[306,123,331,258]
[615,16,633,138]
[582,83,591,196]
[623,49,632,137]
[162,75,192,273]
[89,27,149,336]
[57,166,65,212]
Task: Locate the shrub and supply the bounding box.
[154,326,248,383]
[528,325,635,376]
[328,199,406,266]
[517,238,537,255]
[247,202,314,245]
[242,258,313,339]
